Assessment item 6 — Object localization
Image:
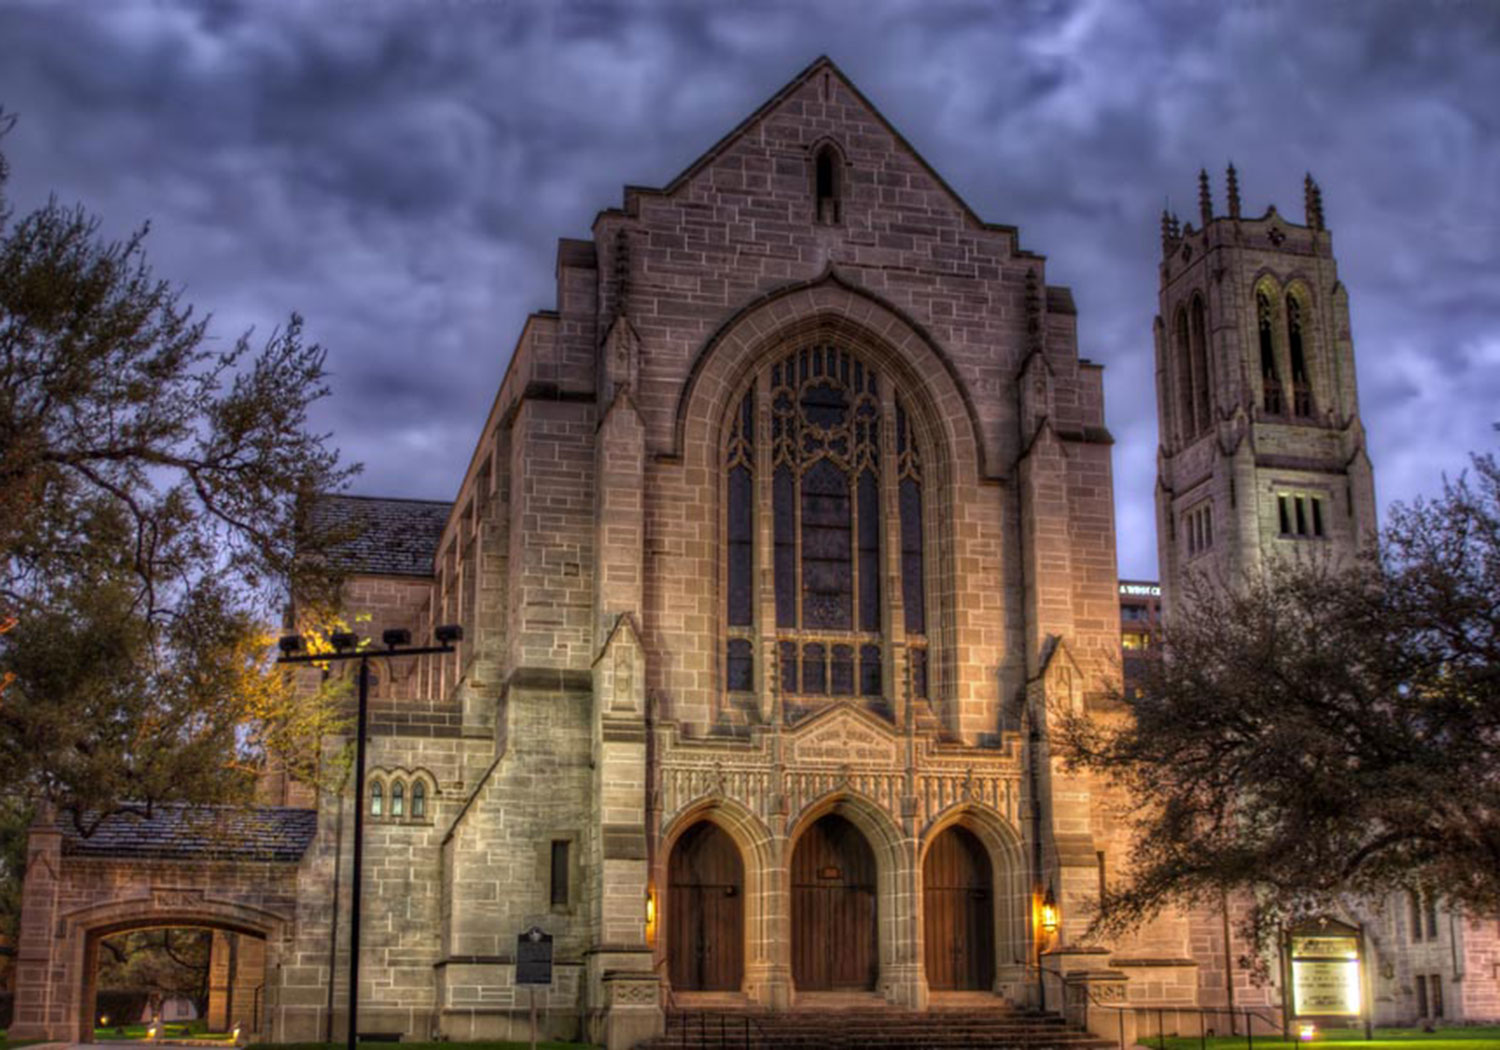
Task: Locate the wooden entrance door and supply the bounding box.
[668,822,744,991]
[922,825,995,990]
[791,814,877,990]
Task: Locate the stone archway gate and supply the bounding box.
[8,806,315,1043]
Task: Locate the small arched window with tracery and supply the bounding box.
[412,778,427,819]
[370,780,383,817]
[1257,291,1283,415]
[1286,293,1313,417]
[391,779,405,818]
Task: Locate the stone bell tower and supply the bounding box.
[1154,167,1377,622]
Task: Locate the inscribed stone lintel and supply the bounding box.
[601,825,647,860]
[600,721,647,744]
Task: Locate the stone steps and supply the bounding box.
[641,1007,1116,1050]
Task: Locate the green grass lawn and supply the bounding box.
[92,1020,236,1042]
[1157,1026,1500,1050]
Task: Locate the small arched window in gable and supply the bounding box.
[814,145,842,225]
[1257,291,1283,415]
[370,780,383,817]
[412,779,427,819]
[1286,293,1313,417]
[391,779,405,818]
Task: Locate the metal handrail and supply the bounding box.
[664,1008,768,1050]
[1069,984,1285,1050]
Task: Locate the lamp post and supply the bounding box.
[277,624,463,1050]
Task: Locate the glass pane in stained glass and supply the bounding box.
[860,644,881,697]
[802,643,827,695]
[801,458,852,630]
[858,469,880,632]
[728,465,753,626]
[779,641,798,695]
[900,477,925,635]
[831,645,855,696]
[801,380,847,430]
[727,638,753,692]
[774,465,796,628]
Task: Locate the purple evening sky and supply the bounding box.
[1,1,1495,580]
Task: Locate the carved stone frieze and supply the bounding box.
[656,704,1023,835]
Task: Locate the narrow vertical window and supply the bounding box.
[551,840,570,907]
[1410,891,1425,941]
[1287,294,1312,417]
[726,638,753,692]
[391,780,405,818]
[814,145,841,224]
[1175,309,1195,441]
[412,780,427,819]
[1416,974,1429,1018]
[370,781,383,817]
[1425,892,1439,940]
[1311,498,1324,538]
[1295,496,1307,536]
[726,391,754,627]
[1430,974,1444,1018]
[1191,297,1211,433]
[1258,292,1283,415]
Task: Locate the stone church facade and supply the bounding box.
[15,56,1500,1049]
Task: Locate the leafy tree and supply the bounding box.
[0,114,357,930]
[96,928,213,1020]
[1062,455,1500,954]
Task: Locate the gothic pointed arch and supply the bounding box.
[673,272,987,482]
[1284,279,1316,417]
[1253,276,1285,416]
[1190,293,1211,430]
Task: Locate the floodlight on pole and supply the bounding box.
[276,624,460,1050]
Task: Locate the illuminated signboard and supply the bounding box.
[1119,583,1161,597]
[1289,931,1362,1018]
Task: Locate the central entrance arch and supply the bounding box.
[923,825,995,990]
[668,821,745,991]
[791,813,877,990]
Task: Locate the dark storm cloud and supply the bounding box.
[1,0,1496,577]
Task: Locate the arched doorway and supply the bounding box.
[923,825,995,991]
[791,813,877,990]
[668,822,745,991]
[82,922,269,1043]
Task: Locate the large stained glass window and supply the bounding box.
[724,344,928,704]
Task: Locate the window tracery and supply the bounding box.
[720,342,930,705]
[725,343,929,708]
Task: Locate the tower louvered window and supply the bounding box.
[1257,292,1283,415]
[725,345,929,705]
[1286,294,1313,417]
[1191,297,1211,432]
[1175,309,1195,442]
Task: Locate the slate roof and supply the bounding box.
[60,805,319,863]
[309,494,452,577]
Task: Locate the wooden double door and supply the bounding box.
[791,813,878,990]
[669,822,745,991]
[922,825,995,990]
